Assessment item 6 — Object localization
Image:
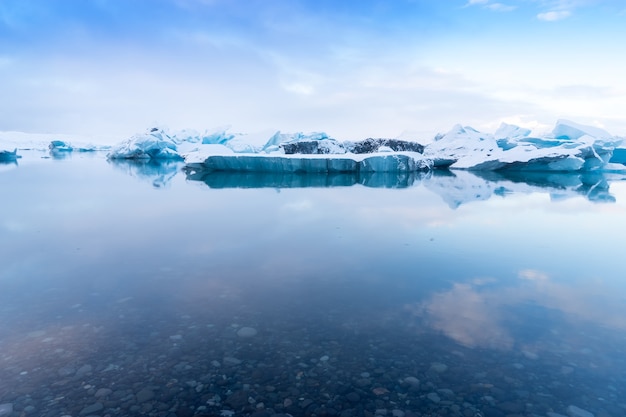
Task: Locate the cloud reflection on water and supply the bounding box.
[411,267,626,353]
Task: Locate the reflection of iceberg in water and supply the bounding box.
[476,170,619,203]
[423,170,494,209]
[424,169,625,208]
[359,171,427,188]
[186,162,625,202]
[0,159,18,173]
[185,169,429,189]
[108,160,182,188]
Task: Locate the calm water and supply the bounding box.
[1,151,626,417]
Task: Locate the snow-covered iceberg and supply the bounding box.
[107,128,183,160]
[424,119,622,171]
[110,125,428,161]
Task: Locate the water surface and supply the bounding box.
[1,152,626,417]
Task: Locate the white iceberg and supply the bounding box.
[424,119,623,171]
[107,128,183,160]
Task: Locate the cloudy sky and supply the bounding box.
[1,0,625,141]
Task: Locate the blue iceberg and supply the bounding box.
[0,149,20,162]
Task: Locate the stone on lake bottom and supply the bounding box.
[136,388,155,403]
[566,405,595,417]
[427,393,441,403]
[403,376,420,387]
[80,402,103,415]
[429,362,448,373]
[237,326,258,338]
[0,404,13,416]
[75,364,93,378]
[95,388,113,398]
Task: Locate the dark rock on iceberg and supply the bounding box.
[280,139,346,154]
[346,138,424,154]
[278,137,424,155]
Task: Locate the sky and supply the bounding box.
[1,0,626,142]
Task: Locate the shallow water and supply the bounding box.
[1,152,626,417]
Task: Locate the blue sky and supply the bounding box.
[1,0,626,141]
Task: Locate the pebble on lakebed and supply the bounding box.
[236,326,258,338]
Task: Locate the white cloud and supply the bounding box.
[465,0,516,11]
[487,3,517,11]
[537,10,571,20]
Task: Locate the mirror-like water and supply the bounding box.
[1,152,625,417]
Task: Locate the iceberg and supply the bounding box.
[99,119,625,175]
[49,140,73,152]
[107,128,183,161]
[184,144,432,176]
[423,119,623,172]
[0,148,20,162]
[264,131,333,153]
[182,120,623,176]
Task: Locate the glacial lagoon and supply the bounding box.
[1,151,626,417]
